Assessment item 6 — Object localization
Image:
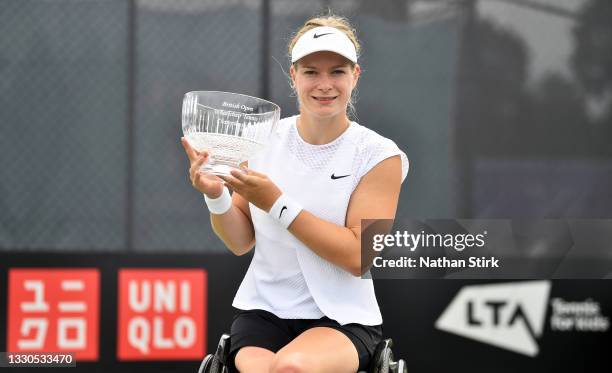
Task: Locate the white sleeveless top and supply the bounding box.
[232,115,409,326]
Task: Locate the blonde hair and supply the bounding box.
[288,14,361,67]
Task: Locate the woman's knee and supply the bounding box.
[269,351,314,373]
[234,347,275,373]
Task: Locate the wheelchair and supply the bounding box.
[198,333,407,373]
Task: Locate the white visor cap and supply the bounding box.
[291,26,357,64]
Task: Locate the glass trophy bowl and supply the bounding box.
[182,91,280,176]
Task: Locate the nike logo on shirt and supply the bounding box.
[279,206,287,218]
[313,32,333,39]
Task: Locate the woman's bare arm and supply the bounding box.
[287,156,402,276]
[210,192,255,256]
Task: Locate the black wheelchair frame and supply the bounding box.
[198,333,407,373]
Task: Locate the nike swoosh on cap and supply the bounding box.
[313,32,333,39]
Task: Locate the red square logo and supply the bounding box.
[117,269,206,360]
[7,268,100,361]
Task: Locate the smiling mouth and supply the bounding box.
[313,96,338,103]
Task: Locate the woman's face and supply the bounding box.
[290,51,360,120]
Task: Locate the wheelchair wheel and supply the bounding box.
[197,354,213,373]
[379,347,393,373]
[197,333,232,373]
[369,339,393,373]
[198,354,226,373]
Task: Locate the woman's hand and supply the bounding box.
[181,137,225,198]
[219,168,282,212]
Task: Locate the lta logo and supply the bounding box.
[435,281,551,356]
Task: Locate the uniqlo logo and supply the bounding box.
[7,269,100,360]
[117,269,206,360]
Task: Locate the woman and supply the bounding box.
[181,15,408,373]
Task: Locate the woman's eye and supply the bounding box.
[333,70,346,74]
[304,70,316,75]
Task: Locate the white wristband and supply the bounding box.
[204,187,232,215]
[268,194,303,229]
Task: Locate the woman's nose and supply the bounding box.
[316,74,333,91]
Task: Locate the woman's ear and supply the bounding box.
[352,64,361,89]
[289,64,297,88]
